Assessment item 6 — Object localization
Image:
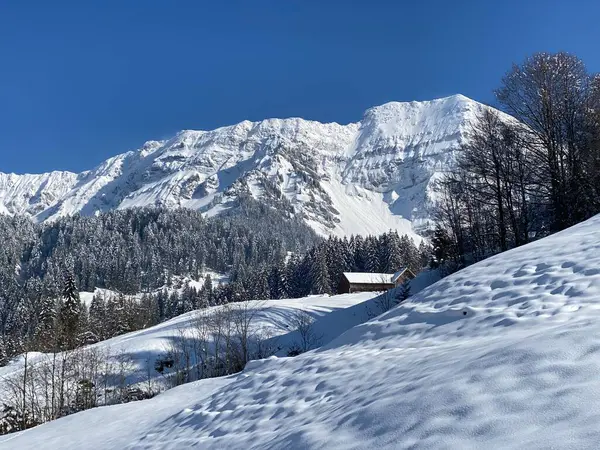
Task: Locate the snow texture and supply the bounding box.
[6,215,600,448]
[0,95,505,238]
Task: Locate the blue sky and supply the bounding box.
[1,0,599,173]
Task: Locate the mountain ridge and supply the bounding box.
[0,95,503,238]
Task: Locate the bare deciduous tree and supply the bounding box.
[287,309,322,355]
[496,52,599,231]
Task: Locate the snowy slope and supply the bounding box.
[0,95,502,237]
[6,215,600,449]
[0,292,381,400]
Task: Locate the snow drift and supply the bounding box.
[5,215,600,448]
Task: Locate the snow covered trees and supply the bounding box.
[262,233,426,298]
[0,204,319,362]
[0,196,429,366]
[309,248,332,295]
[57,274,81,350]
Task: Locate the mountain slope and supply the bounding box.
[5,214,600,449]
[0,95,499,237]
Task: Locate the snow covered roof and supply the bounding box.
[392,268,412,283]
[343,272,395,284]
[343,268,412,285]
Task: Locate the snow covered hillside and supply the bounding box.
[5,215,600,449]
[0,95,504,237]
[0,292,381,404]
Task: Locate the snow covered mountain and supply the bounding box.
[5,213,600,449]
[0,95,499,237]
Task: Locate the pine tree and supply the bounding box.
[202,275,213,306]
[383,232,403,273]
[363,237,379,273]
[181,282,195,313]
[166,291,181,319]
[431,225,455,269]
[110,293,132,336]
[351,235,366,271]
[57,273,81,350]
[398,235,419,272]
[309,250,331,295]
[268,264,287,299]
[35,296,57,350]
[249,267,270,300]
[284,254,304,298]
[88,293,107,341]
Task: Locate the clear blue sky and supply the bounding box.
[1,0,599,173]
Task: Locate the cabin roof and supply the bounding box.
[342,268,411,285]
[342,272,394,284]
[392,268,412,283]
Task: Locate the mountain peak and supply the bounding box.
[437,92,473,102]
[0,96,505,238]
[368,94,476,111]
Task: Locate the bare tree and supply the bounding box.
[496,52,598,230]
[161,327,194,388]
[190,311,211,380]
[0,344,139,434]
[287,309,322,355]
[434,108,537,265]
[1,343,39,432]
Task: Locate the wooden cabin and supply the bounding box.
[338,268,416,294]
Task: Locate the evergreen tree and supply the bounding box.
[57,274,81,350]
[363,237,379,273]
[35,296,57,350]
[382,232,403,273]
[268,264,287,299]
[430,225,457,274]
[249,267,270,300]
[309,250,332,295]
[88,293,107,341]
[202,275,213,306]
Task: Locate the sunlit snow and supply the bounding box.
[5,215,600,449]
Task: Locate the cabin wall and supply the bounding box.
[348,283,394,293]
[338,277,351,294]
[340,269,416,294]
[393,270,416,287]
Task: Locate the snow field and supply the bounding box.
[5,215,600,448]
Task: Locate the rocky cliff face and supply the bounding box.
[0,95,501,238]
